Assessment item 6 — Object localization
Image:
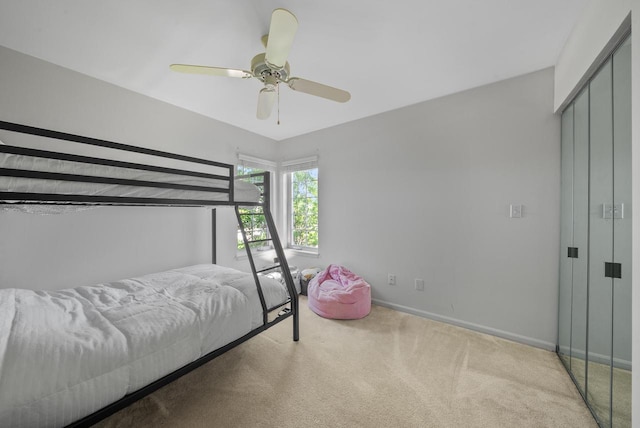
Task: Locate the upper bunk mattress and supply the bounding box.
[0,152,261,204]
[0,264,289,428]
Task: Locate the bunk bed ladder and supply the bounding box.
[235,204,299,342]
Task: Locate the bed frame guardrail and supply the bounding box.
[0,120,235,206]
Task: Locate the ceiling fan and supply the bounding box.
[170,8,351,120]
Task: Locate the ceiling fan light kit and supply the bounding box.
[170,8,350,121]
[257,87,277,120]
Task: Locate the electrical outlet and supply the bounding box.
[415,279,424,291]
[388,274,396,286]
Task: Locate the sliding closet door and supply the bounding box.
[611,35,632,428]
[587,57,614,427]
[571,87,590,395]
[558,105,574,370]
[558,33,632,428]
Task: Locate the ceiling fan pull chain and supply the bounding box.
[277,82,280,125]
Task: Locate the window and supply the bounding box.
[236,154,276,254]
[282,156,319,253]
[290,168,319,249]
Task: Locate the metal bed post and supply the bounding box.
[211,209,217,264]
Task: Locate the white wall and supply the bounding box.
[0,45,275,289]
[554,0,631,111]
[278,68,561,349]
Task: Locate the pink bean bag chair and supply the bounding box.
[307,264,371,319]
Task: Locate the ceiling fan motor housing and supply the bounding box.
[251,53,290,86]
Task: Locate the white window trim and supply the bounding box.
[237,153,278,170]
[280,155,318,172]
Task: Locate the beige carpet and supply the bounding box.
[96,297,597,428]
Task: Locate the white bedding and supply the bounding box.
[0,152,262,204]
[0,264,289,428]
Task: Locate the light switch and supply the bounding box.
[614,203,624,219]
[602,203,625,219]
[510,204,522,218]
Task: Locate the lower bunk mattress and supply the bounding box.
[0,264,290,428]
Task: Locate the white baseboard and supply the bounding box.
[557,345,632,371]
[372,298,556,352]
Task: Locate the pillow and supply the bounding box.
[301,267,322,281]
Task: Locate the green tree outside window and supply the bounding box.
[236,165,269,251]
[291,168,318,249]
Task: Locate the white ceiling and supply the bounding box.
[0,1,589,141]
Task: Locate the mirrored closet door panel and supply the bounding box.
[587,57,613,428]
[571,87,590,396]
[557,104,574,371]
[611,35,631,428]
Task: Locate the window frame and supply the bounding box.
[281,156,319,255]
[235,154,277,257]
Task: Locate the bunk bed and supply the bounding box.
[0,120,299,428]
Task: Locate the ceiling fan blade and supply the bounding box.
[257,88,277,120]
[170,64,252,79]
[287,78,351,103]
[265,9,298,69]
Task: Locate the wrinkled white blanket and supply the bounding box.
[0,264,289,428]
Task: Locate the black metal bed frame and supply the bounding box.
[0,120,299,427]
